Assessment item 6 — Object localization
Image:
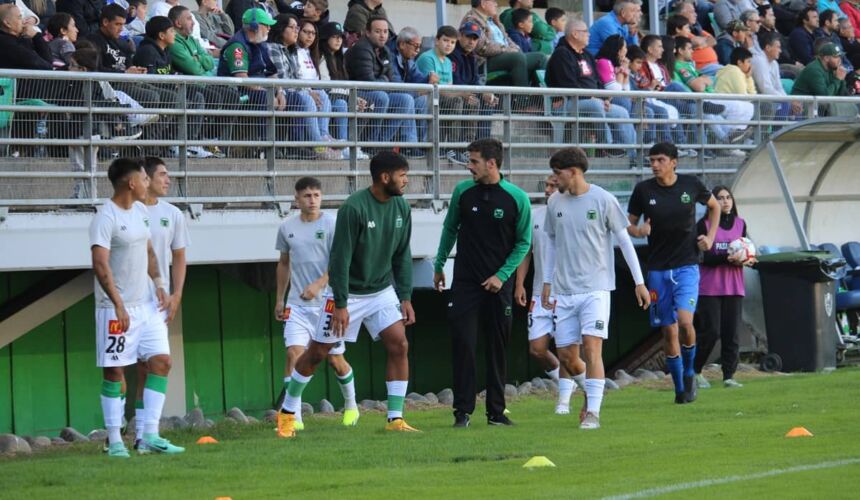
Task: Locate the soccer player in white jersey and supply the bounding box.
[515,175,586,416]
[541,148,651,430]
[122,157,190,451]
[274,177,359,430]
[90,158,184,458]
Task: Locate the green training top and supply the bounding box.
[328,188,413,307]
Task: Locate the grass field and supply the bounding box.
[2,368,859,499]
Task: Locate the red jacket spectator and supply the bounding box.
[842,1,860,33]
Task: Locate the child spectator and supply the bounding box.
[127,0,147,39]
[46,11,77,67]
[715,47,757,95]
[545,6,566,49]
[133,15,174,74]
[506,8,533,53]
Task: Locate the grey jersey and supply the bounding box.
[89,200,153,308]
[146,200,190,294]
[275,212,335,306]
[531,205,551,296]
[544,185,631,294]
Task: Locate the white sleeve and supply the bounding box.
[542,203,556,286]
[89,212,112,250]
[171,208,190,250]
[608,195,644,285]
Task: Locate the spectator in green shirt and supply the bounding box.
[792,42,855,115]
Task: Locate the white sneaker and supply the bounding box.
[554,404,570,415]
[724,378,743,388]
[580,411,600,430]
[340,147,369,160]
[681,149,698,158]
[187,146,214,159]
[695,373,711,389]
[724,148,747,157]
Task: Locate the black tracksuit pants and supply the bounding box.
[449,279,513,417]
[693,295,743,379]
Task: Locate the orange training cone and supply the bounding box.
[197,436,219,444]
[785,427,813,438]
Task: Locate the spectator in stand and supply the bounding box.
[415,24,469,164]
[740,9,764,56]
[226,0,275,40]
[56,0,103,37]
[751,31,804,119]
[715,46,757,94]
[343,0,389,42]
[344,15,420,154]
[586,0,641,56]
[817,0,848,19]
[461,0,545,88]
[448,21,497,144]
[673,3,722,76]
[0,3,52,71]
[149,0,214,55]
[506,8,533,53]
[389,26,433,146]
[193,0,233,50]
[816,9,854,70]
[714,0,752,31]
[126,0,147,40]
[132,15,174,74]
[792,42,849,97]
[716,19,751,64]
[758,3,795,63]
[299,0,328,30]
[839,17,860,59]
[500,0,555,55]
[23,0,55,32]
[673,36,754,155]
[46,11,77,67]
[169,4,236,156]
[317,21,369,159]
[790,6,819,64]
[842,0,860,33]
[631,35,696,156]
[218,6,284,144]
[265,13,340,159]
[544,6,566,49]
[546,18,636,161]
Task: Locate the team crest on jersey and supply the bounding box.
[493,209,504,219]
[108,320,123,335]
[160,217,169,227]
[586,209,597,220]
[315,230,325,239]
[324,298,335,313]
[143,218,150,227]
[233,47,244,68]
[504,306,512,316]
[395,215,403,228]
[680,192,691,203]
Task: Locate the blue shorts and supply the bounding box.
[647,265,700,327]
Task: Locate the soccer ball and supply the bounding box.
[728,237,757,264]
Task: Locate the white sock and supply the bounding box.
[572,372,586,392]
[101,395,123,445]
[283,370,311,417]
[143,388,166,436]
[337,369,358,411]
[585,378,605,415]
[557,378,574,407]
[386,380,408,420]
[135,404,145,440]
[546,367,560,382]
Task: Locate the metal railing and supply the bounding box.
[0,69,856,209]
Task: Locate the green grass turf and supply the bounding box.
[2,368,859,500]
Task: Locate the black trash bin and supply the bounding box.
[755,251,845,372]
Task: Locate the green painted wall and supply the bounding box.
[0,260,651,436]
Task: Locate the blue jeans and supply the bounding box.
[330,96,348,140]
[570,98,636,157]
[357,90,418,143]
[284,91,321,142]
